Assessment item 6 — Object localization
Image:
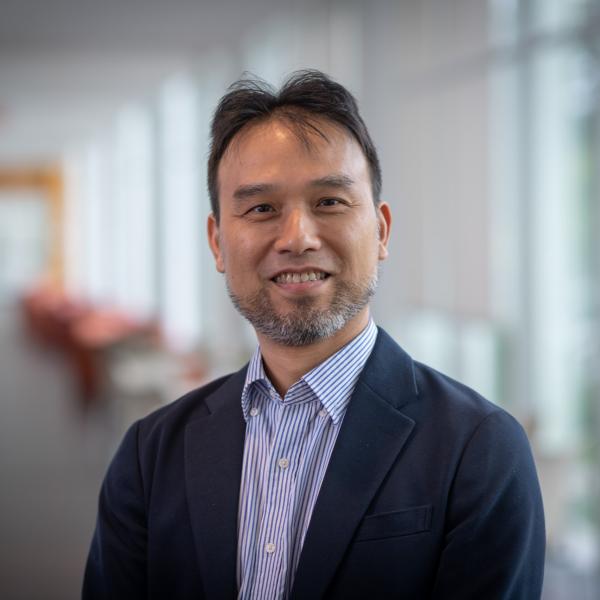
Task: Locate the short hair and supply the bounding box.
[207,69,382,220]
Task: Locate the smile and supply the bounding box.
[272,271,329,284]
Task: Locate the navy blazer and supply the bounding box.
[83,328,545,599]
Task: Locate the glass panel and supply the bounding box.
[489,5,600,590]
[531,0,600,33]
[488,0,521,45]
[530,46,589,454]
[158,73,202,351]
[81,138,115,306]
[113,104,156,318]
[63,150,86,298]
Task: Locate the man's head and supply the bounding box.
[207,70,391,348]
[208,69,382,222]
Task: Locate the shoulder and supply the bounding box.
[370,331,540,505]
[414,359,503,420]
[106,368,246,490]
[415,359,529,451]
[371,327,526,442]
[131,366,246,444]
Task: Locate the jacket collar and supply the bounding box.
[290,328,418,599]
[184,365,247,600]
[184,327,418,600]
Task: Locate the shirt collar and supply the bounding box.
[241,319,378,424]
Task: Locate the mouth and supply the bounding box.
[272,270,330,284]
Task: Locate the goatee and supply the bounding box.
[226,273,378,347]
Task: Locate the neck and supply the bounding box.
[256,308,371,397]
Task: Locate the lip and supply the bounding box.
[268,267,332,295]
[271,278,329,296]
[269,266,331,280]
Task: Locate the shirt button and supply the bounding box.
[249,407,259,417]
[278,457,289,469]
[265,542,276,554]
[318,409,328,417]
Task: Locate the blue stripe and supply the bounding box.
[237,320,378,599]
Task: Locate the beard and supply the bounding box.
[226,272,378,347]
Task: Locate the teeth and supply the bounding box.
[275,271,327,284]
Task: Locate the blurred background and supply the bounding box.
[0,0,599,598]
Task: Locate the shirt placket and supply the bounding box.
[255,391,310,599]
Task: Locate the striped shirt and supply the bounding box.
[236,319,378,600]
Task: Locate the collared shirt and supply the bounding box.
[236,320,378,600]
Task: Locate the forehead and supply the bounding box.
[217,116,370,191]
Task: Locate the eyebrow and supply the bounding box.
[309,174,355,190]
[232,174,356,202]
[233,183,278,201]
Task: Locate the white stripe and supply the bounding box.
[237,320,378,599]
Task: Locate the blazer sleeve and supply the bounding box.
[82,421,148,600]
[432,410,546,600]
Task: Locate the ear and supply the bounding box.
[207,213,225,273]
[376,201,392,261]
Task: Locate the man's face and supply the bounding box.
[208,117,391,347]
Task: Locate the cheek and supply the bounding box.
[343,226,380,267]
[220,236,262,275]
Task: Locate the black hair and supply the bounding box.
[207,69,382,220]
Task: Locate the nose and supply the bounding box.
[273,208,321,255]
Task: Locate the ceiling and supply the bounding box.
[0,0,297,165]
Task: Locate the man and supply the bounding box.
[84,70,545,599]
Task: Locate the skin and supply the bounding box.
[208,116,392,396]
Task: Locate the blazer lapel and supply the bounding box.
[184,367,247,600]
[291,329,419,600]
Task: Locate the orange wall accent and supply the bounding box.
[0,166,65,287]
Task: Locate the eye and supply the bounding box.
[318,197,345,207]
[247,203,274,214]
